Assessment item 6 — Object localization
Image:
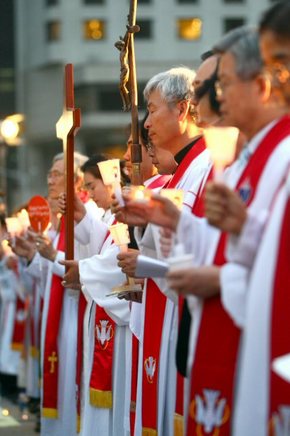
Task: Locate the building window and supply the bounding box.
[83,0,105,4]
[46,0,58,5]
[135,19,153,39]
[223,17,246,33]
[46,21,61,41]
[177,18,202,40]
[83,19,105,40]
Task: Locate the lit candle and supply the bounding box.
[160,189,184,209]
[130,185,152,203]
[97,159,125,206]
[17,209,30,232]
[203,126,239,180]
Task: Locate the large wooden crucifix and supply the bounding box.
[115,0,142,185]
[56,64,81,261]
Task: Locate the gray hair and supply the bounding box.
[143,67,196,106]
[213,26,263,80]
[53,151,88,178]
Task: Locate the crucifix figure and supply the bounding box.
[56,64,81,261]
[115,1,142,185]
[48,351,58,374]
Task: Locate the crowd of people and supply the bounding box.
[0,1,289,435]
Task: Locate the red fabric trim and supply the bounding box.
[130,333,139,436]
[187,115,290,436]
[89,305,115,400]
[269,197,290,422]
[142,279,167,432]
[42,216,65,416]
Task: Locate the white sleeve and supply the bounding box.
[75,213,109,254]
[79,244,130,326]
[176,210,218,265]
[226,209,268,267]
[51,251,65,277]
[220,263,249,328]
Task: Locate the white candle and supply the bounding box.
[203,127,239,180]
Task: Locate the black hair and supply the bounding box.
[194,65,220,115]
[259,1,290,38]
[81,154,109,179]
[200,50,214,61]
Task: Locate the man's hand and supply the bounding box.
[58,192,86,223]
[60,259,81,289]
[35,234,57,262]
[166,265,220,298]
[117,249,139,277]
[10,236,36,261]
[205,182,247,235]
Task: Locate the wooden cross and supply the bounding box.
[56,64,81,261]
[48,351,58,374]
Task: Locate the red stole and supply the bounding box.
[11,296,26,352]
[29,283,42,359]
[76,225,114,430]
[42,217,65,419]
[187,115,290,436]
[89,305,115,407]
[130,333,139,436]
[142,138,206,435]
[269,196,290,431]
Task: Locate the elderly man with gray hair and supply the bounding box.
[20,151,103,436]
[116,66,211,435]
[119,27,290,435]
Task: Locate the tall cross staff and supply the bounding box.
[115,0,142,185]
[56,64,81,261]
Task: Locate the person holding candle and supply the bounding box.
[22,151,99,436]
[203,3,290,434]
[60,155,135,436]
[119,27,290,435]
[115,66,211,435]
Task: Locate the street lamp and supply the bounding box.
[0,114,25,212]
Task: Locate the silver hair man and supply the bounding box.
[213,26,263,80]
[53,151,88,179]
[143,66,196,107]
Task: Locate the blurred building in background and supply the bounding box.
[5,0,276,209]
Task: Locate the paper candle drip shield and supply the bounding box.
[109,223,130,248]
[108,222,143,295]
[17,209,30,232]
[97,159,125,207]
[204,127,239,178]
[160,189,184,209]
[5,217,23,237]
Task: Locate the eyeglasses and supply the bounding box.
[47,170,64,180]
